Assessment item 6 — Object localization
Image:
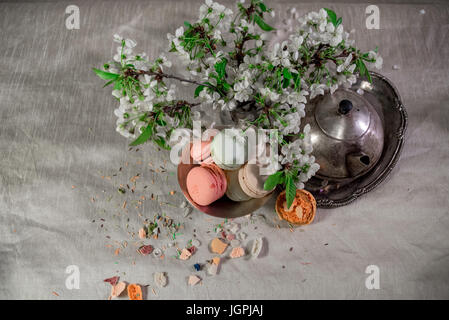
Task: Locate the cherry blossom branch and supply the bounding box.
[124,69,208,88]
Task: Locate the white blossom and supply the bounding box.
[368,50,383,69]
[102,3,382,190]
[310,83,326,100]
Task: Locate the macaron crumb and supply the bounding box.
[238,232,247,240]
[251,238,263,258]
[226,233,236,241]
[210,238,228,254]
[230,247,245,258]
[227,222,240,234]
[154,272,168,288]
[110,281,126,299]
[207,263,219,275]
[180,248,192,260]
[138,228,146,239]
[127,283,143,300]
[183,207,192,217]
[188,275,201,286]
[138,245,153,255]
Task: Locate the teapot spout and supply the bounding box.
[346,153,371,177]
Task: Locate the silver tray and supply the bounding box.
[305,71,408,208]
[179,71,407,215]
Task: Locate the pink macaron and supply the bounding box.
[186,164,227,206]
[190,140,212,163]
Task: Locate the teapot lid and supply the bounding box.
[315,90,372,141]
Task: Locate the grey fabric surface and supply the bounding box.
[0,0,448,300]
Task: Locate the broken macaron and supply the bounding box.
[275,189,316,225]
[127,283,143,300]
[210,238,228,254]
[188,275,201,286]
[250,237,263,259]
[230,247,245,258]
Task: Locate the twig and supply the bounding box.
[138,70,206,87]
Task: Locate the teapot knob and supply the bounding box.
[338,99,353,115]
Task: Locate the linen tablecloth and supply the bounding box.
[0,0,448,299]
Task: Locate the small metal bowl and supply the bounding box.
[177,143,273,219]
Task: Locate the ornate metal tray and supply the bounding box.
[305,71,408,208]
[179,72,407,215]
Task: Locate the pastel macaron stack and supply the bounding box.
[210,130,248,171]
[224,162,274,202]
[186,164,227,206]
[185,129,274,206]
[190,139,213,164]
[224,169,252,202]
[237,163,274,198]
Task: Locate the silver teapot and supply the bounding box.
[303,89,384,182]
[224,73,406,208]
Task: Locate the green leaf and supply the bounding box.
[113,80,122,90]
[324,8,337,26]
[222,82,231,91]
[204,41,215,56]
[154,136,170,150]
[155,112,167,126]
[258,3,267,12]
[355,59,364,74]
[336,17,342,27]
[156,117,167,126]
[103,79,116,88]
[194,85,206,98]
[169,42,178,53]
[356,59,372,83]
[292,72,301,89]
[271,110,287,126]
[283,68,292,79]
[194,50,205,59]
[264,171,282,191]
[129,124,153,146]
[254,14,275,32]
[366,70,372,83]
[92,68,119,81]
[214,58,228,79]
[184,21,192,28]
[361,53,369,59]
[285,174,296,209]
[283,68,292,87]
